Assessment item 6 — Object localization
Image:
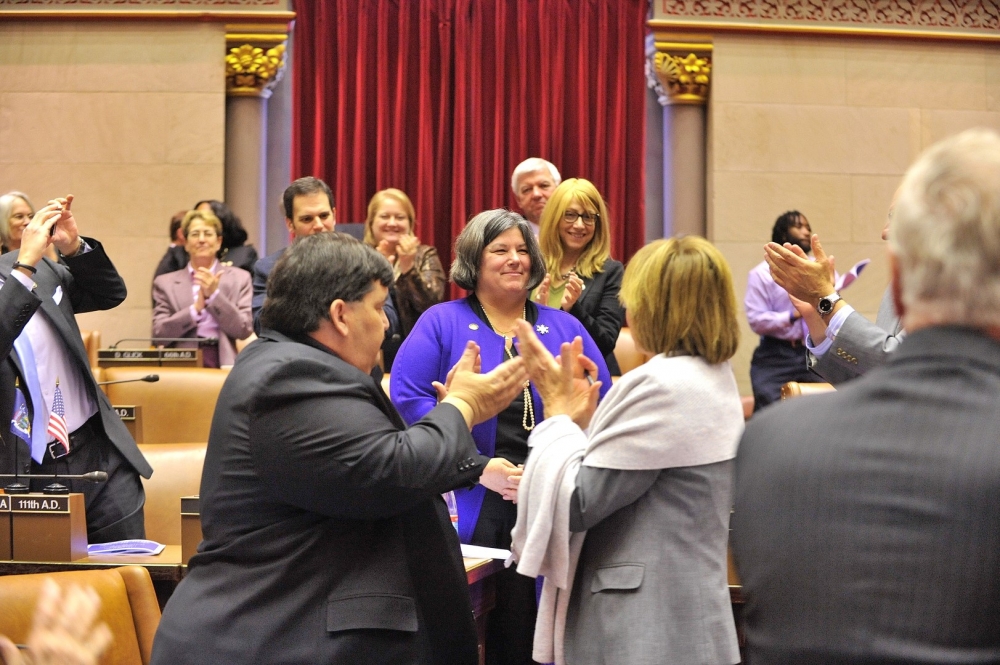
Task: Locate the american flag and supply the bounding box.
[47,380,70,455]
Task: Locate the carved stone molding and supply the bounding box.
[652,0,1000,41]
[225,28,286,98]
[653,51,712,105]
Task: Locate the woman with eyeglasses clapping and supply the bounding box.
[533,178,625,375]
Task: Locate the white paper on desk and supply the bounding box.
[86,540,165,556]
[461,544,511,560]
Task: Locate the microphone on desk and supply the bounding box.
[110,337,219,348]
[2,470,108,496]
[97,374,159,386]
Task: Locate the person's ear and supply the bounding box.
[889,250,905,320]
[328,299,350,336]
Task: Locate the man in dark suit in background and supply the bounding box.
[0,195,150,542]
[252,176,400,359]
[732,127,1000,664]
[251,176,338,332]
[153,233,528,664]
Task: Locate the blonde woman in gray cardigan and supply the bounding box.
[511,236,743,665]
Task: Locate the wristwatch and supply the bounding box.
[817,293,842,316]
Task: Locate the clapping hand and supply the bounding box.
[439,341,528,427]
[0,580,112,665]
[765,233,836,303]
[560,273,584,311]
[533,274,551,306]
[514,320,601,429]
[395,235,420,274]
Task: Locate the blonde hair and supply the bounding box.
[538,178,611,279]
[364,188,416,246]
[619,236,739,364]
[181,209,222,237]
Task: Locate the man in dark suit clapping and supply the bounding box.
[733,128,1000,664]
[153,233,528,664]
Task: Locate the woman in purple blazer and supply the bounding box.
[152,210,253,368]
[391,208,611,665]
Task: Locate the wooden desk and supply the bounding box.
[0,545,185,608]
[0,548,506,630]
[464,557,504,665]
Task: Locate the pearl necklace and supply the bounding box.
[480,304,535,431]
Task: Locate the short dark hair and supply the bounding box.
[771,210,805,244]
[260,233,393,335]
[194,199,247,249]
[169,210,186,241]
[450,209,546,292]
[283,177,335,220]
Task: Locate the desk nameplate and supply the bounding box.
[99,349,198,361]
[114,405,137,421]
[98,349,202,368]
[180,497,200,515]
[0,495,10,511]
[9,495,71,513]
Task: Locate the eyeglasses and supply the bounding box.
[187,230,218,239]
[563,210,599,226]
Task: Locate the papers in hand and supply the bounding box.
[86,540,165,556]
[835,259,871,291]
[461,544,511,560]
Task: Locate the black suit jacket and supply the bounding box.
[152,329,488,664]
[732,326,1000,664]
[0,242,152,478]
[568,258,625,375]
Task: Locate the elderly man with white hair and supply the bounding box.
[511,157,561,236]
[732,127,1000,664]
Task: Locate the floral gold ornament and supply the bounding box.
[653,52,711,105]
[226,43,286,96]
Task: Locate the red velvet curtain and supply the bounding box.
[292,0,647,276]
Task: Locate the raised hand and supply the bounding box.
[395,235,420,274]
[194,267,221,299]
[514,320,601,429]
[0,579,112,665]
[433,340,483,401]
[765,232,836,302]
[441,341,528,427]
[49,194,82,257]
[375,239,396,265]
[560,273,584,311]
[533,274,551,306]
[14,202,61,268]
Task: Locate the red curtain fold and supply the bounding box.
[292,0,647,278]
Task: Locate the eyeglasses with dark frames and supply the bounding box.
[563,210,599,226]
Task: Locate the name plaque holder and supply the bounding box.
[10,493,87,562]
[180,496,201,565]
[98,348,203,368]
[113,405,144,444]
[0,494,11,560]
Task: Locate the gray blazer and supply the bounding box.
[733,326,1000,663]
[808,286,904,384]
[565,461,740,665]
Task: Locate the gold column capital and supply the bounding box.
[652,48,712,106]
[225,29,287,99]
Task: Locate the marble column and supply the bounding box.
[650,44,712,240]
[223,32,287,256]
